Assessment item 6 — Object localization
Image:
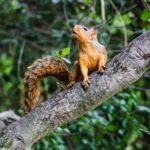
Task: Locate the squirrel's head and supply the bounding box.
[72,25,97,43]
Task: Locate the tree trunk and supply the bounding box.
[0,32,150,150]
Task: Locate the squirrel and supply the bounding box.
[23,25,107,113]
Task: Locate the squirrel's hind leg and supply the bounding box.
[98,55,107,73]
[68,61,81,87]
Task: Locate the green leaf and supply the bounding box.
[107,125,118,132]
[136,106,150,113]
[55,50,61,58]
[122,14,132,25]
[4,67,12,75]
[113,14,132,27]
[82,139,89,144]
[4,82,12,91]
[113,15,123,27]
[61,47,70,57]
[11,0,20,10]
[140,10,150,21]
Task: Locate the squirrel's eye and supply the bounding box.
[83,27,88,31]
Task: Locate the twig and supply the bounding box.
[17,41,25,82]
[130,85,150,92]
[18,36,49,52]
[63,2,73,49]
[0,110,20,121]
[101,0,106,22]
[145,0,150,11]
[140,128,150,135]
[63,2,71,30]
[144,71,150,78]
[94,4,137,30]
[34,27,51,36]
[119,0,125,12]
[94,17,113,30]
[124,4,137,12]
[141,0,150,11]
[109,0,128,46]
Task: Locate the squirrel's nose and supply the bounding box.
[71,24,75,28]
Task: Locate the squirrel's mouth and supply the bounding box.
[72,30,77,38]
[72,31,77,34]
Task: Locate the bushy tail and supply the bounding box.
[23,56,69,113]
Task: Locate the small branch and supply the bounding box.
[101,0,106,22]
[0,110,20,122]
[63,2,73,48]
[141,0,150,11]
[140,128,150,135]
[63,2,71,30]
[17,41,25,82]
[109,0,128,46]
[145,0,150,11]
[130,85,150,92]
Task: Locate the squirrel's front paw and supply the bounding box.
[98,66,106,73]
[82,78,90,88]
[67,81,76,88]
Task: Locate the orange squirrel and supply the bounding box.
[23,25,107,112]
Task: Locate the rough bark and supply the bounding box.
[0,110,20,122]
[0,111,20,132]
[0,32,150,150]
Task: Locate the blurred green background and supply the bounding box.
[0,0,150,149]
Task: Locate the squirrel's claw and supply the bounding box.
[98,66,106,73]
[82,78,90,88]
[67,81,76,88]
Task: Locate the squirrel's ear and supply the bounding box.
[90,28,97,36]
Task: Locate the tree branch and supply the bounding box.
[0,32,150,149]
[0,110,20,123]
[0,110,20,132]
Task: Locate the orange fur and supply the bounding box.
[23,25,107,112]
[71,25,107,87]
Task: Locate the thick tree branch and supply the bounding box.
[0,110,20,122]
[0,32,150,149]
[0,110,20,132]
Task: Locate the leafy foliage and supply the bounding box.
[33,90,150,150]
[0,0,149,149]
[55,47,71,64]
